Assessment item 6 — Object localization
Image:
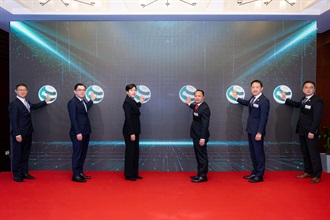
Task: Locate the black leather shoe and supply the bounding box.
[248,176,263,183]
[79,173,91,179]
[243,174,256,179]
[125,177,136,181]
[72,176,86,183]
[14,176,24,182]
[22,173,36,180]
[191,176,207,183]
[190,175,199,180]
[135,176,143,179]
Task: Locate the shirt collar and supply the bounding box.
[305,94,314,99]
[75,95,84,101]
[16,96,26,103]
[254,93,262,100]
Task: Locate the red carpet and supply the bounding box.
[0,171,329,220]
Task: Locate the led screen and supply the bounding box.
[10,21,316,171]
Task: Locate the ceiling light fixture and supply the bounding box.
[262,0,273,5]
[140,0,197,8]
[237,0,259,6]
[285,0,296,6]
[237,0,295,6]
[39,0,95,7]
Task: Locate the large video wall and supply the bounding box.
[10,21,316,171]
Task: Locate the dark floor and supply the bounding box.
[28,141,303,172]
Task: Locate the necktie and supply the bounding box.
[194,104,198,111]
[24,100,30,112]
[302,97,308,104]
[81,100,87,112]
[249,97,256,107]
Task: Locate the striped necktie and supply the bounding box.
[24,100,30,112]
[81,100,87,112]
[249,97,256,107]
[302,97,308,104]
[194,104,198,111]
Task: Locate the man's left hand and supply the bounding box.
[308,132,314,139]
[199,139,205,147]
[255,133,262,141]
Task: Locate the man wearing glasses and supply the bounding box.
[67,83,95,183]
[281,81,323,184]
[8,83,50,182]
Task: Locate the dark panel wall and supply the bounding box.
[0,28,10,171]
[0,26,329,172]
[317,30,330,152]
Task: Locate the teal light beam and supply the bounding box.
[237,22,316,81]
[33,141,299,147]
[11,22,100,84]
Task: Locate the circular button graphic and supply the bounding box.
[226,85,245,104]
[273,85,292,104]
[135,85,151,104]
[86,85,104,104]
[179,85,197,103]
[38,85,57,104]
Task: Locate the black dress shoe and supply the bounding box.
[248,176,263,183]
[79,173,91,179]
[14,176,24,182]
[125,177,136,181]
[243,174,256,179]
[135,176,143,179]
[191,176,207,183]
[22,173,36,180]
[190,175,199,180]
[72,176,86,183]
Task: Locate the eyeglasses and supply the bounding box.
[17,89,27,92]
[76,89,86,92]
[303,86,314,89]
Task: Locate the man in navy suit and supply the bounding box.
[186,89,211,183]
[281,81,323,184]
[8,83,50,182]
[67,83,95,183]
[232,80,270,183]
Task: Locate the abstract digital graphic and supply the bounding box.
[10,21,316,171]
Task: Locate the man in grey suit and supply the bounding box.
[281,81,323,184]
[8,83,50,182]
[232,80,270,183]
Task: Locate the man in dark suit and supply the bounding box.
[281,81,323,184]
[8,83,50,182]
[67,83,95,183]
[232,80,270,183]
[186,89,211,183]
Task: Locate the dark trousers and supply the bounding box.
[70,134,90,177]
[248,133,265,177]
[299,135,322,178]
[193,139,208,178]
[124,134,140,178]
[11,134,32,177]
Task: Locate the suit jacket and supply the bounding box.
[8,97,47,136]
[237,94,270,135]
[67,95,93,136]
[189,102,211,140]
[122,95,141,135]
[285,94,323,136]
